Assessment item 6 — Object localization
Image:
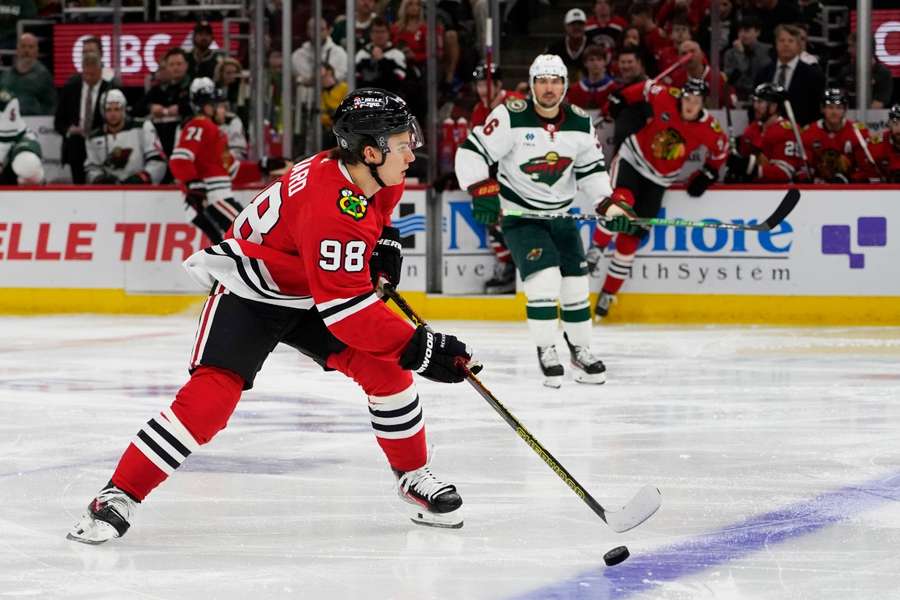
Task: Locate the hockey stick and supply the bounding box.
[383,286,661,533]
[851,124,887,182]
[783,99,815,181]
[504,188,800,232]
[651,52,692,85]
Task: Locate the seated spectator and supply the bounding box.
[187,20,224,80]
[723,17,772,104]
[607,45,650,151]
[629,2,672,70]
[748,0,801,46]
[836,32,894,109]
[656,14,691,73]
[85,89,166,184]
[697,0,739,57]
[0,88,44,184]
[655,0,707,33]
[755,24,824,126]
[585,0,626,51]
[320,64,348,149]
[666,41,736,108]
[355,17,406,94]
[215,57,250,129]
[391,0,443,74]
[567,45,615,112]
[725,83,802,183]
[870,105,900,182]
[332,0,377,49]
[801,88,873,183]
[0,33,56,115]
[54,52,113,184]
[546,8,589,78]
[143,47,193,159]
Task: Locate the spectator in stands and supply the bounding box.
[187,20,223,80]
[54,52,113,184]
[215,57,249,128]
[84,89,166,185]
[836,32,894,109]
[332,0,377,49]
[0,88,44,184]
[567,44,615,112]
[697,0,739,57]
[797,27,819,66]
[319,63,347,149]
[748,0,801,46]
[629,3,671,70]
[143,47,192,159]
[655,0,706,33]
[608,45,649,151]
[723,17,772,103]
[391,0,443,76]
[0,1,36,56]
[355,17,406,93]
[434,0,461,91]
[0,33,55,115]
[656,14,691,73]
[546,8,589,78]
[78,36,120,84]
[585,0,626,51]
[755,24,824,127]
[666,41,735,108]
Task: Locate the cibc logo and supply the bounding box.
[821,217,887,269]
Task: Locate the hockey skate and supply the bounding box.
[593,291,616,321]
[394,463,463,529]
[537,345,565,388]
[564,333,606,385]
[67,483,137,545]
[484,261,516,295]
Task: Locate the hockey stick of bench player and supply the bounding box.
[783,99,815,181]
[851,124,888,182]
[383,286,662,533]
[504,188,800,233]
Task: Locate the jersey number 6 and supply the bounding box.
[234,181,283,243]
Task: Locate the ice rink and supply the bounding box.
[2,313,899,600]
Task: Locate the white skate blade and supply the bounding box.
[66,513,119,545]
[573,370,606,385]
[543,375,563,389]
[604,485,662,533]
[410,507,463,529]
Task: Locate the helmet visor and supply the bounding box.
[388,117,424,153]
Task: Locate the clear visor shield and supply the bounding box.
[385,117,425,154]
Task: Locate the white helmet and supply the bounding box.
[103,88,127,109]
[529,54,568,106]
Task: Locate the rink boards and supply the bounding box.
[0,184,898,324]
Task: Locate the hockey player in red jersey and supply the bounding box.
[170,78,286,243]
[67,89,480,544]
[800,89,873,184]
[869,104,900,183]
[725,83,804,183]
[585,78,728,319]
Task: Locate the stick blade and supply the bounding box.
[604,485,662,533]
[763,189,800,231]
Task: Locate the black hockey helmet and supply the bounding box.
[822,88,847,107]
[473,63,503,82]
[332,88,423,158]
[889,104,900,123]
[189,77,226,114]
[681,77,709,97]
[751,82,786,105]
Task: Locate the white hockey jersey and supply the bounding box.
[85,120,166,184]
[220,113,248,161]
[455,97,612,212]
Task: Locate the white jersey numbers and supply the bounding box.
[233,181,283,243]
[318,239,367,272]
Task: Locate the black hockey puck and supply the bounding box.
[603,545,629,566]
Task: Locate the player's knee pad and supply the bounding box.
[560,275,590,304]
[171,366,244,445]
[614,232,641,256]
[11,151,43,183]
[523,267,562,302]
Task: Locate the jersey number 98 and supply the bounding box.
[319,240,367,272]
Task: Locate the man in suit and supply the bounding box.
[54,52,113,184]
[755,24,824,127]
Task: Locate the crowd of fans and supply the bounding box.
[0,0,898,188]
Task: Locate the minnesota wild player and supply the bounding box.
[455,54,636,388]
[0,89,44,184]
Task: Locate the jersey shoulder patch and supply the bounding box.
[853,121,867,130]
[710,119,723,133]
[569,103,588,118]
[337,187,369,221]
[780,120,793,130]
[667,86,681,98]
[506,97,527,113]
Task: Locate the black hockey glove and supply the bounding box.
[686,165,718,197]
[725,153,756,183]
[121,171,152,185]
[607,90,626,118]
[399,325,482,384]
[184,179,207,212]
[370,225,403,289]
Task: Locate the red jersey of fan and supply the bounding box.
[183,151,416,361]
[868,134,900,182]
[736,116,804,182]
[801,119,873,182]
[617,81,729,186]
[470,90,525,127]
[567,75,616,111]
[391,22,444,65]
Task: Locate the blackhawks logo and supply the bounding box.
[816,149,851,180]
[337,188,368,220]
[520,151,573,186]
[650,128,686,161]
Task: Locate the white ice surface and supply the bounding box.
[1,315,899,600]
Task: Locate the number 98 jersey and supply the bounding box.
[183,150,416,361]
